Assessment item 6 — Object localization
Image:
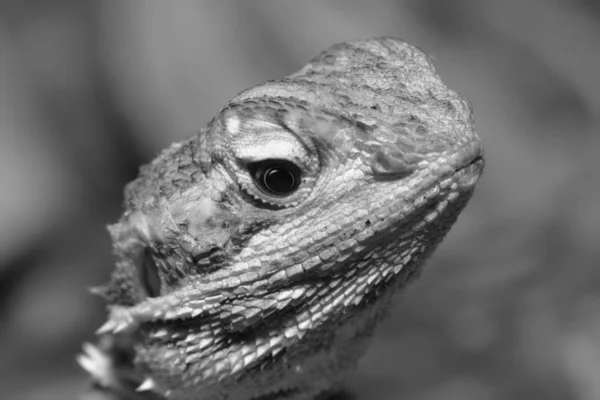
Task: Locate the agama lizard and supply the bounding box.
[79,37,484,400]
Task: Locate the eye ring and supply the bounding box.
[248,159,302,197]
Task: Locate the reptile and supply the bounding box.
[78,37,483,400]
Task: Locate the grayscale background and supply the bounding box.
[1,1,599,399]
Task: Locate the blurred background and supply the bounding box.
[1,1,599,399]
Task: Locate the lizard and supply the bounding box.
[78,37,484,400]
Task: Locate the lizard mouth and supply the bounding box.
[455,154,483,178]
[451,141,484,189]
[458,152,484,169]
[108,137,485,332]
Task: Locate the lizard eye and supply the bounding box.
[214,106,321,208]
[248,159,301,197]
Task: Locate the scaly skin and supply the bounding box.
[79,37,483,400]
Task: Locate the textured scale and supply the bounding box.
[79,38,483,400]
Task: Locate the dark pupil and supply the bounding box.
[250,160,301,196]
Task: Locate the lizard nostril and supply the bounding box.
[140,248,161,298]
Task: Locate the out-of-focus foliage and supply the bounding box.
[1,1,599,399]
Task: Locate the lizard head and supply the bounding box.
[82,38,483,399]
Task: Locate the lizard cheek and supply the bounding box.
[140,248,162,298]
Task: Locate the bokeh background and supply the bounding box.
[2,1,600,399]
